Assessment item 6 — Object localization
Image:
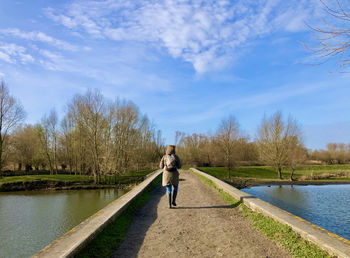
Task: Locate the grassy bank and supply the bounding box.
[193,171,332,258]
[0,174,92,184]
[75,175,162,258]
[0,169,156,191]
[198,165,350,188]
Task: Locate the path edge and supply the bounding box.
[32,169,163,258]
[190,168,350,258]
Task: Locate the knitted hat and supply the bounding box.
[166,145,176,155]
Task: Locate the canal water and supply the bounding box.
[242,184,350,240]
[0,188,126,258]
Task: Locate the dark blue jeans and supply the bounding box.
[165,185,178,195]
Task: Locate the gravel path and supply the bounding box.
[114,170,291,258]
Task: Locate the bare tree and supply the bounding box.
[113,99,139,173]
[175,131,185,146]
[69,89,107,183]
[37,109,58,175]
[66,99,89,175]
[100,102,115,176]
[0,80,25,173]
[11,124,37,171]
[336,142,346,163]
[307,0,350,71]
[60,114,75,173]
[257,111,303,179]
[327,142,338,163]
[153,129,165,161]
[215,115,240,179]
[178,133,201,166]
[287,136,307,181]
[198,134,213,167]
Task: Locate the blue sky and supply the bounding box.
[0,0,349,150]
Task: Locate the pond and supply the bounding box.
[0,188,126,258]
[242,184,350,240]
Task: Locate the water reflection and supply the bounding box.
[0,188,125,258]
[242,184,350,240]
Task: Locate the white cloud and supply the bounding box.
[38,49,67,71]
[40,49,62,60]
[0,41,70,71]
[45,7,79,29]
[0,27,93,71]
[0,28,80,51]
[0,51,14,64]
[45,0,321,73]
[0,42,34,64]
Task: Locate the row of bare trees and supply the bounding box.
[310,143,350,164]
[175,116,258,177]
[176,111,307,180]
[1,79,345,182]
[0,81,164,183]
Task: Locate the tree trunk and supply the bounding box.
[93,172,97,184]
[45,150,53,175]
[290,168,295,181]
[0,144,3,175]
[207,154,211,167]
[278,167,282,179]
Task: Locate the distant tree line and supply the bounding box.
[310,143,350,165]
[0,80,164,183]
[176,111,307,180]
[1,79,349,182]
[177,111,350,180]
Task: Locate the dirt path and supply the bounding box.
[114,170,291,258]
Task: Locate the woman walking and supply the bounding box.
[159,145,181,209]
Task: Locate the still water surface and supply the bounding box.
[242,184,350,240]
[0,188,125,258]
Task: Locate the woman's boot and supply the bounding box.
[168,193,172,208]
[172,190,177,206]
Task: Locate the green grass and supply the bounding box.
[75,175,162,258]
[297,164,350,172]
[199,166,279,179]
[192,170,332,258]
[294,164,350,176]
[0,169,156,185]
[0,174,92,184]
[244,208,332,257]
[319,177,350,181]
[198,165,350,181]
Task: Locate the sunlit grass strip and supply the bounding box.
[193,172,332,258]
[199,165,350,180]
[0,169,155,187]
[74,175,162,258]
[0,174,92,184]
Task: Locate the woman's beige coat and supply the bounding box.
[159,149,181,187]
